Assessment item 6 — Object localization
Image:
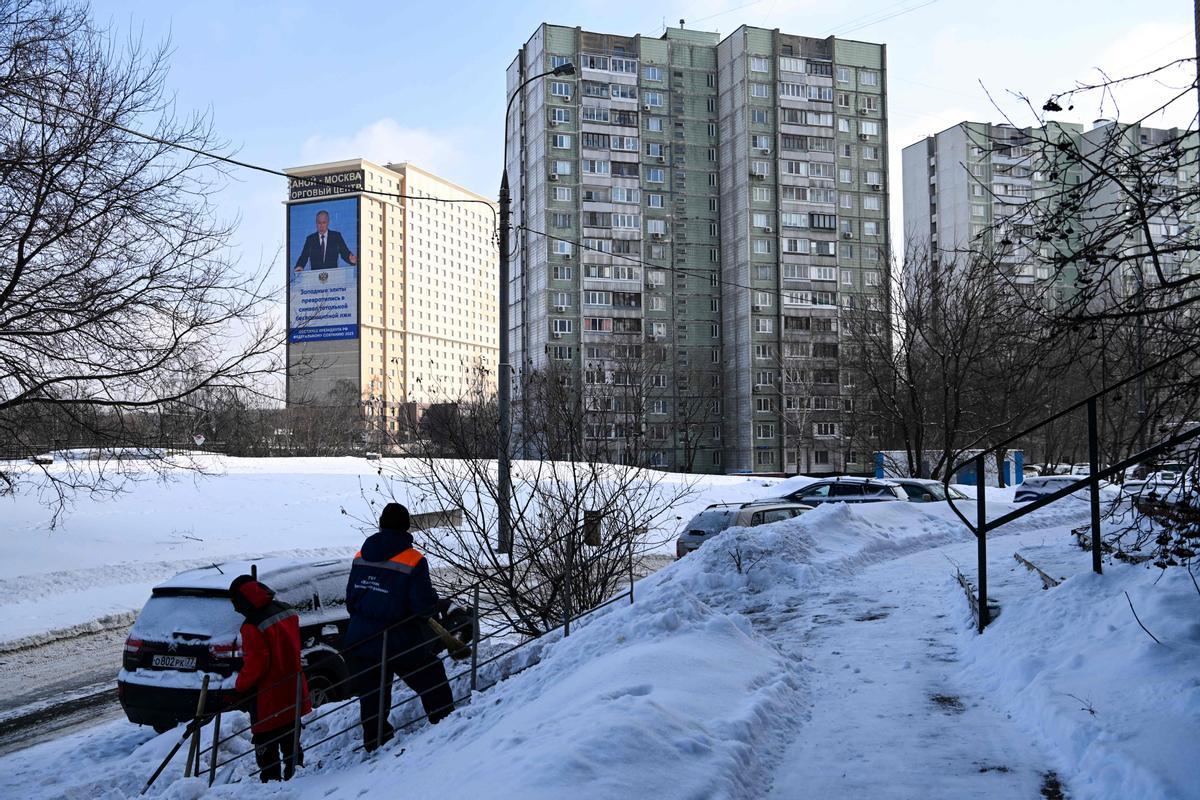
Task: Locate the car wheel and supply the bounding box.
[306,671,336,708]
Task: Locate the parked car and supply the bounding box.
[781,476,907,506]
[1070,463,1110,477]
[1014,474,1089,502]
[118,558,353,733]
[1123,470,1193,507]
[675,500,812,558]
[1021,465,1042,479]
[888,478,970,503]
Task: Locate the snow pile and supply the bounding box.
[959,561,1200,800]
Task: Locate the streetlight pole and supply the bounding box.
[498,61,575,553]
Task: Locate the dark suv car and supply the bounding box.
[118,558,353,732]
[782,476,907,505]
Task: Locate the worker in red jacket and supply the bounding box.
[229,575,312,782]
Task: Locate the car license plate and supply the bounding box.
[151,654,197,670]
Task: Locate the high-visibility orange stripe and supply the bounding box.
[391,548,423,567]
[354,550,362,559]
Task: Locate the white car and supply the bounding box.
[1015,475,1089,502]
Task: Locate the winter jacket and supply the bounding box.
[344,527,439,659]
[231,578,312,734]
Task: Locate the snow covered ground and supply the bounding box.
[1,460,1197,799]
[0,455,775,646]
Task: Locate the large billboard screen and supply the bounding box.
[288,197,360,343]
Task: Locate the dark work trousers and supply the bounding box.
[251,723,302,782]
[349,641,455,752]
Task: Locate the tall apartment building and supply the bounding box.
[284,159,498,437]
[902,120,1195,306]
[507,23,889,475]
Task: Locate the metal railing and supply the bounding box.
[944,346,1200,632]
[140,517,640,793]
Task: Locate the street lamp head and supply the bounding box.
[551,62,576,76]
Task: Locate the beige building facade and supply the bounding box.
[284,159,497,436]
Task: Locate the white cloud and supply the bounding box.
[299,119,472,181]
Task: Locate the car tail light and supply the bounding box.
[123,636,143,670]
[209,642,241,660]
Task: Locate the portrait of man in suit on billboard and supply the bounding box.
[293,209,357,271]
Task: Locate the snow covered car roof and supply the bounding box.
[154,557,349,593]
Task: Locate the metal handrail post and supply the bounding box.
[976,455,989,632]
[1087,398,1104,575]
[291,671,303,776]
[376,629,389,748]
[470,584,480,692]
[628,542,635,604]
[208,710,221,787]
[184,675,209,778]
[563,529,574,637]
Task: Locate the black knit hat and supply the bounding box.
[379,502,410,532]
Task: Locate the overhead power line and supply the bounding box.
[0,86,500,229]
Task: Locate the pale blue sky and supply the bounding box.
[91,0,1194,283]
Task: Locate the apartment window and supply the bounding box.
[708,172,718,187]
[583,159,610,175]
[553,160,572,175]
[611,84,637,100]
[971,204,987,218]
[751,160,770,177]
[707,97,717,112]
[836,66,851,83]
[611,57,637,74]
[864,170,882,186]
[611,136,638,151]
[646,193,664,208]
[757,451,777,467]
[753,238,773,254]
[553,134,571,149]
[837,92,851,108]
[582,106,610,123]
[865,271,880,286]
[751,108,769,125]
[612,186,640,203]
[861,120,880,137]
[644,90,664,107]
[650,321,667,337]
[643,65,663,81]
[750,56,770,73]
[645,218,666,235]
[779,56,804,73]
[840,243,854,259]
[552,318,573,333]
[645,116,663,132]
[552,212,572,228]
[781,212,807,228]
[554,186,573,201]
[840,194,854,210]
[553,265,572,280]
[755,317,775,334]
[550,81,571,98]
[783,263,808,279]
[756,397,775,412]
[581,54,608,71]
[708,147,718,162]
[584,290,612,306]
[551,55,571,69]
[710,298,720,312]
[552,291,571,308]
[841,143,853,158]
[838,118,851,133]
[646,167,665,183]
[552,108,571,123]
[755,423,776,439]
[813,266,836,281]
[863,195,881,211]
[753,212,770,229]
[554,240,573,255]
[779,82,805,98]
[863,221,880,236]
[613,213,640,229]
[815,422,839,437]
[550,345,572,360]
[807,86,834,102]
[584,317,613,332]
[814,450,830,465]
[842,270,853,285]
[750,82,770,98]
[860,70,879,86]
[755,370,775,386]
[754,343,776,360]
[861,96,879,112]
[784,238,809,254]
[838,167,853,183]
[862,145,880,160]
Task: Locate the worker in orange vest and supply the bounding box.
[344,503,454,752]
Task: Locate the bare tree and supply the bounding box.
[0,1,280,514]
[363,364,696,637]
